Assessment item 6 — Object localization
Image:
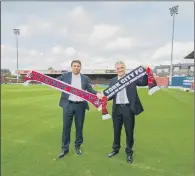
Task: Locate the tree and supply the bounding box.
[48,67,54,70]
[2,73,11,77]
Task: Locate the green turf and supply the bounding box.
[1,85,194,176]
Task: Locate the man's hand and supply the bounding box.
[96,92,103,99]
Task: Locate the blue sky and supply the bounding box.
[1,1,194,73]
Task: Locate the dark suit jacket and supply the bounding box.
[57,72,97,110]
[108,74,148,116]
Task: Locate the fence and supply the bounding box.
[155,77,169,87]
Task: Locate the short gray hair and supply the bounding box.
[115,61,125,66]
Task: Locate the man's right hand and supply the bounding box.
[96,92,103,99]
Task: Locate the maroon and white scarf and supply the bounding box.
[24,71,110,119]
[24,66,160,120]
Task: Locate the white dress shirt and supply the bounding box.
[116,75,129,104]
[68,73,83,102]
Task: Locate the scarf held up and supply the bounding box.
[24,66,160,120]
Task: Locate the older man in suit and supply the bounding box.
[57,60,102,158]
[107,61,148,163]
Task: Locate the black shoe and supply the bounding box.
[108,151,119,158]
[58,150,69,158]
[127,154,133,163]
[76,147,82,155]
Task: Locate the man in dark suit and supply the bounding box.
[107,61,148,163]
[57,60,102,158]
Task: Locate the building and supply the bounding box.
[184,51,194,59]
[16,68,133,84]
[153,63,194,77]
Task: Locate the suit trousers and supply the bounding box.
[112,104,135,155]
[62,101,86,151]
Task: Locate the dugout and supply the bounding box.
[86,74,116,84]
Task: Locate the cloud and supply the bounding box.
[2,43,91,72]
[58,27,68,38]
[1,2,194,73]
[69,6,88,25]
[1,44,17,58]
[151,42,194,64]
[2,44,60,72]
[89,24,120,42]
[51,45,76,58]
[60,51,90,70]
[65,6,92,34]
[60,62,70,70]
[18,17,52,37]
[105,37,132,50]
[64,47,77,57]
[81,54,143,69]
[51,45,65,55]
[77,52,90,60]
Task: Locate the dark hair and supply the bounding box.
[71,60,81,66]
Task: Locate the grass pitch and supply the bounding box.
[1,84,194,176]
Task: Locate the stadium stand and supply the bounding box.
[153,63,194,77]
[184,51,194,59]
[183,51,194,91]
[15,63,194,88]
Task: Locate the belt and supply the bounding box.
[116,104,130,107]
[69,100,83,104]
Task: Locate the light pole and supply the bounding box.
[169,5,179,86]
[13,28,20,83]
